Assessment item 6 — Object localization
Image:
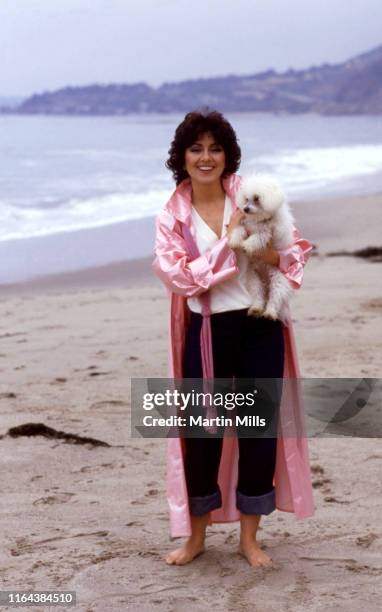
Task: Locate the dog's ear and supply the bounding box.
[271,184,286,209]
[235,187,246,210]
[259,175,286,212]
[273,203,295,248]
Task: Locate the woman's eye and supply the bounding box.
[189,146,222,153]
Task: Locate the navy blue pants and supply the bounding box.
[183,308,285,516]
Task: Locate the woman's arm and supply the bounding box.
[277,228,313,288]
[152,211,239,297]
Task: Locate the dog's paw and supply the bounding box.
[248,303,265,317]
[263,306,278,320]
[228,228,244,250]
[228,236,242,250]
[243,237,263,256]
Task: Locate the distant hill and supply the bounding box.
[4,44,382,116]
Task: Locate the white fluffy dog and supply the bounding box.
[228,174,294,320]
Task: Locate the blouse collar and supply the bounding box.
[164,173,242,224]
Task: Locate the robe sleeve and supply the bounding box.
[277,227,313,289]
[152,211,239,297]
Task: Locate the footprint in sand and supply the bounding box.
[33,493,75,505]
[311,464,325,474]
[356,533,378,548]
[344,560,382,575]
[311,464,332,492]
[0,332,27,339]
[312,477,332,490]
[224,533,236,545]
[88,370,112,377]
[362,298,382,310]
[324,496,350,504]
[90,400,128,409]
[51,377,67,384]
[145,489,159,497]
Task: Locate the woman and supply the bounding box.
[153,110,314,567]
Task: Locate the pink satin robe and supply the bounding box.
[153,174,315,538]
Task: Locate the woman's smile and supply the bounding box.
[197,166,215,172]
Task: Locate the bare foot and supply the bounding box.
[165,539,205,565]
[238,539,273,568]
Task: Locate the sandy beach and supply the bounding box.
[0,191,381,611]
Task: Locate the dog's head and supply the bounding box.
[236,175,285,219]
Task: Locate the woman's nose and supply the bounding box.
[200,153,211,163]
[200,149,212,160]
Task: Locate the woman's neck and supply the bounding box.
[190,179,225,207]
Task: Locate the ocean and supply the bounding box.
[1,112,382,283]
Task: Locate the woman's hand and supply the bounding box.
[255,244,280,267]
[225,209,245,238]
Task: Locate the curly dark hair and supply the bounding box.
[165,108,241,185]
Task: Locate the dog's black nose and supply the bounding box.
[244,206,250,213]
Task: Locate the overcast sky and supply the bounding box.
[1,0,382,97]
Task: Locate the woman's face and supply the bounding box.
[184,132,226,186]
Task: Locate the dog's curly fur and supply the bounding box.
[228,174,294,320]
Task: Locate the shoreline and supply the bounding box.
[0,256,156,296]
[0,215,157,286]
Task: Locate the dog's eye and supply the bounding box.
[254,196,260,202]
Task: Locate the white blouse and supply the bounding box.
[187,195,253,314]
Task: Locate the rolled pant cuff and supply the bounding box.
[189,486,222,516]
[236,487,276,515]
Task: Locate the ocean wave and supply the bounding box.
[245,144,382,193]
[0,189,172,242]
